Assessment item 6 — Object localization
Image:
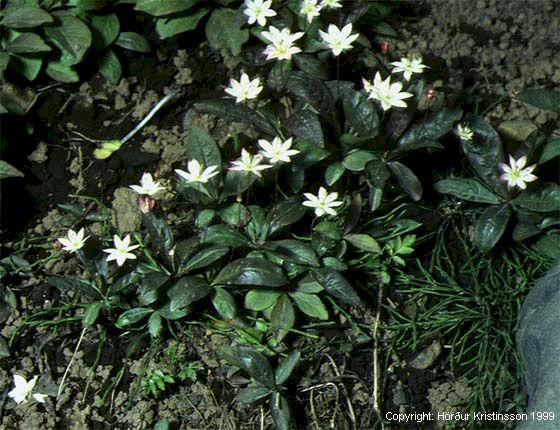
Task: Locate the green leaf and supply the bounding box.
[156,8,209,39]
[220,203,250,227]
[235,386,272,404]
[270,392,293,430]
[267,60,292,91]
[265,199,306,238]
[271,294,295,342]
[1,7,53,28]
[290,292,328,320]
[135,0,200,16]
[91,13,120,50]
[294,54,329,80]
[398,107,462,150]
[5,33,51,53]
[0,160,24,179]
[212,287,237,319]
[68,0,110,11]
[387,161,422,201]
[115,32,150,52]
[201,224,251,248]
[462,117,505,194]
[0,336,10,358]
[144,215,174,263]
[116,307,152,327]
[45,61,79,83]
[182,246,229,273]
[266,239,320,267]
[364,158,390,188]
[153,419,169,430]
[205,8,248,56]
[434,178,502,203]
[245,289,281,311]
[287,109,324,147]
[344,233,381,253]
[235,346,275,388]
[533,234,560,259]
[275,350,301,385]
[195,99,275,135]
[473,204,511,251]
[44,14,92,65]
[513,185,560,213]
[222,170,256,198]
[148,312,162,337]
[98,48,121,83]
[311,268,362,307]
[286,71,335,119]
[539,138,560,164]
[342,89,379,137]
[10,54,42,80]
[325,162,345,186]
[343,150,377,172]
[46,276,100,298]
[168,276,211,311]
[213,258,288,287]
[518,88,560,113]
[82,302,102,327]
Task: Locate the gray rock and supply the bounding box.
[516,260,560,430]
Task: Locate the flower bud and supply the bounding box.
[138,195,155,214]
[426,87,438,101]
[380,41,390,54]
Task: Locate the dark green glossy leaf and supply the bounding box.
[311,268,362,307]
[220,203,250,227]
[518,89,560,113]
[235,346,275,388]
[325,162,345,186]
[195,99,275,135]
[387,161,422,201]
[156,8,209,39]
[46,61,79,83]
[213,258,288,287]
[533,234,560,259]
[364,157,390,188]
[539,139,560,164]
[235,386,272,404]
[245,289,281,311]
[144,215,174,264]
[115,32,150,52]
[0,161,24,179]
[265,199,306,238]
[46,276,100,299]
[44,14,92,65]
[205,8,248,56]
[82,302,102,327]
[135,0,199,16]
[473,204,511,251]
[5,33,51,54]
[212,287,237,319]
[148,312,162,337]
[344,233,381,253]
[290,292,328,320]
[270,392,293,430]
[98,48,121,83]
[186,125,221,176]
[343,150,377,172]
[398,107,462,150]
[287,109,324,147]
[116,307,152,327]
[275,350,301,385]
[342,89,379,137]
[168,276,211,311]
[294,54,329,80]
[434,178,502,203]
[271,294,295,342]
[10,54,42,81]
[182,245,229,273]
[91,13,119,50]
[286,71,335,119]
[1,7,53,28]
[200,224,251,248]
[266,240,320,267]
[462,117,505,194]
[513,185,560,213]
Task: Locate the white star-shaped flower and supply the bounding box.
[224,73,263,103]
[175,160,219,184]
[58,228,88,253]
[129,173,165,197]
[244,0,276,26]
[258,137,300,164]
[103,235,140,267]
[262,26,305,61]
[8,375,48,404]
[390,57,428,81]
[499,155,538,190]
[319,23,359,56]
[362,72,413,111]
[300,0,322,23]
[456,124,473,141]
[321,0,342,8]
[229,148,272,178]
[302,186,344,217]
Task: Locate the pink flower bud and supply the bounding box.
[138,195,155,214]
[380,41,390,54]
